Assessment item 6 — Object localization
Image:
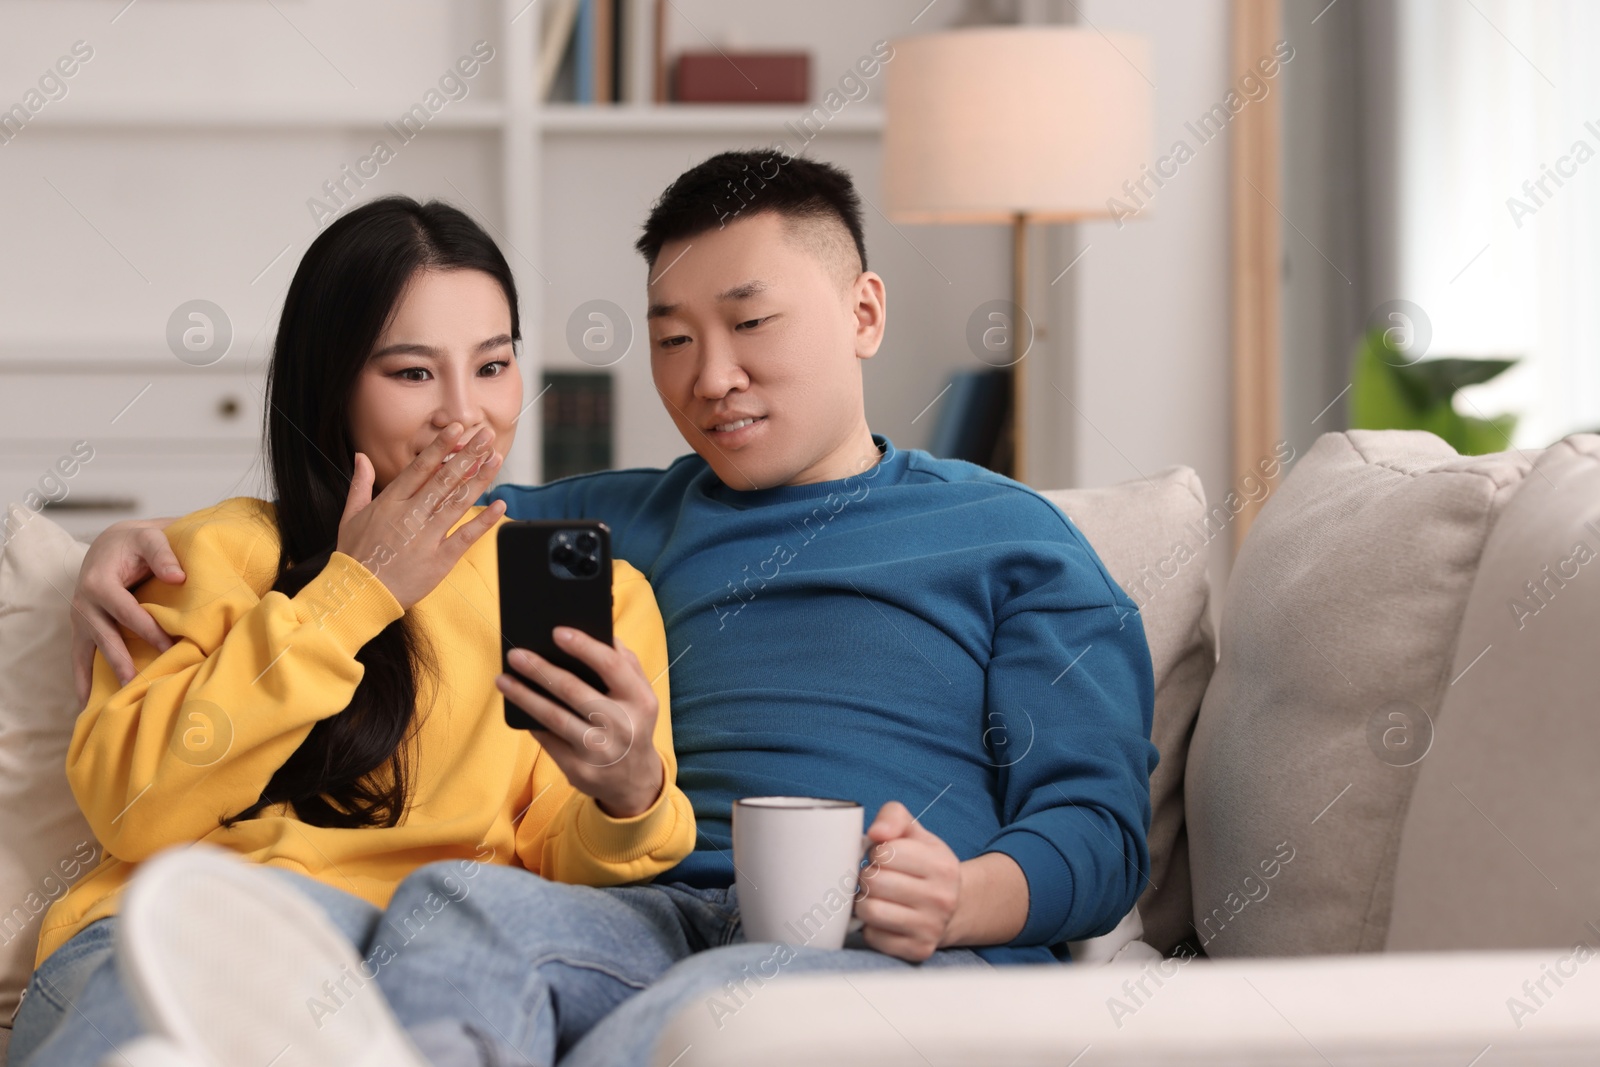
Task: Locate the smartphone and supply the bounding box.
[497,520,613,731]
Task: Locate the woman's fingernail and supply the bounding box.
[554,627,574,643]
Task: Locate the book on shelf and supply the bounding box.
[542,371,614,480]
[540,1,813,107]
[574,0,594,102]
[542,0,658,105]
[538,0,579,102]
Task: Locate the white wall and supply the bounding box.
[1069,0,1235,598]
[0,1,505,355]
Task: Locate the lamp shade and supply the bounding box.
[883,27,1152,223]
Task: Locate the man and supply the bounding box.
[70,151,1157,1066]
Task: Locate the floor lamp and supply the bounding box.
[883,26,1152,485]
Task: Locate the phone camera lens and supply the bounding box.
[552,543,577,565]
[575,532,598,553]
[574,555,599,577]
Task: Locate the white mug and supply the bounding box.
[732,796,866,949]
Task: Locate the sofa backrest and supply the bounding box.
[1387,433,1600,951]
[0,505,95,1027]
[1042,465,1218,954]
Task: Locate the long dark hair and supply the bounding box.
[228,196,520,829]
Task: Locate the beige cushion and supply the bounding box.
[1042,466,1217,954]
[1186,431,1537,957]
[0,506,100,1025]
[1387,434,1600,950]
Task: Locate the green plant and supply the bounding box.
[1348,328,1519,455]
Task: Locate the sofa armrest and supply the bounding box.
[656,951,1600,1065]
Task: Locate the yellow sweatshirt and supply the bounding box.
[36,497,695,966]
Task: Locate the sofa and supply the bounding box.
[651,429,1600,1065]
[3,429,1598,1065]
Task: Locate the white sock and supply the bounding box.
[115,845,429,1067]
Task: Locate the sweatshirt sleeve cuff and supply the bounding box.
[291,551,405,658]
[986,831,1075,947]
[575,777,683,865]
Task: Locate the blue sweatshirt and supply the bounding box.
[485,436,1157,965]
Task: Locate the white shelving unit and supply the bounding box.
[36,101,885,136]
[31,100,511,130]
[0,0,964,539]
[540,102,883,135]
[2,0,541,534]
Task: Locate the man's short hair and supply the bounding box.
[635,150,869,286]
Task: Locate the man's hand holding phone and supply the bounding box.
[496,632,665,819]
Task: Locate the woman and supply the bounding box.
[11,197,694,1066]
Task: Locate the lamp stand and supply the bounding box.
[1010,211,1030,485]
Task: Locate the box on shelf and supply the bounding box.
[673,52,809,104]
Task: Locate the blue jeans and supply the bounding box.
[9,868,384,1067]
[12,861,988,1067]
[376,862,989,1067]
